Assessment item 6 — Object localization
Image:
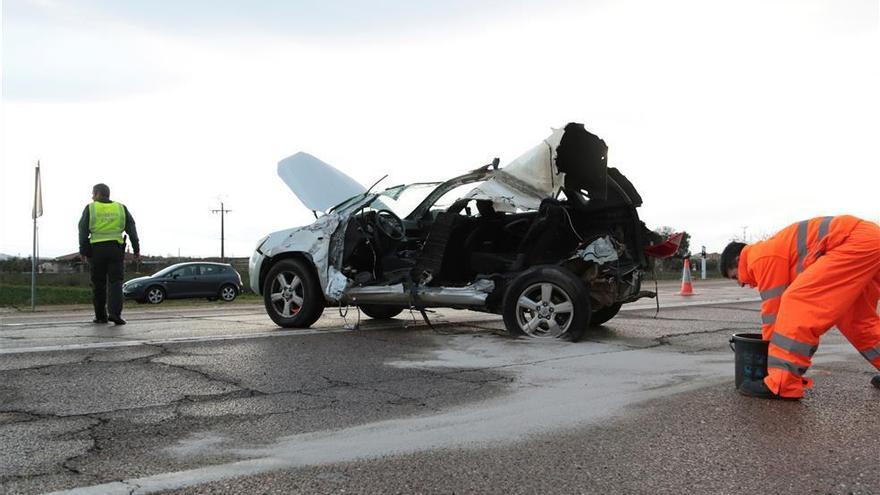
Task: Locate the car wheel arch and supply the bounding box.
[260,252,323,299]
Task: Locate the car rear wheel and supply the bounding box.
[590,302,622,327]
[359,304,405,319]
[263,259,324,328]
[145,286,165,305]
[219,284,238,302]
[502,265,590,341]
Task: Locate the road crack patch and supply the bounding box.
[142,343,265,396]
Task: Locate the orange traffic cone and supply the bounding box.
[679,257,695,296]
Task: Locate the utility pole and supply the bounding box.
[741,226,748,243]
[211,202,232,261]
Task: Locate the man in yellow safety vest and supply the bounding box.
[78,183,140,325]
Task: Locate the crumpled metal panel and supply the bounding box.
[260,214,341,290]
[260,188,378,301]
[466,128,565,211]
[326,266,350,301]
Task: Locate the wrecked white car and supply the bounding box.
[249,123,669,341]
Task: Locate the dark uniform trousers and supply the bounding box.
[90,241,125,319]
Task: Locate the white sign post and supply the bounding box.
[700,245,707,280]
[31,161,43,311]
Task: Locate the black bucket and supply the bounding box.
[729,333,769,389]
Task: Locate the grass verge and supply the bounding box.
[0,285,93,306]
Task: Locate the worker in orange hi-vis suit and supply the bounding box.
[720,215,880,399]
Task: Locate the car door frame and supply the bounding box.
[194,264,223,297]
[165,265,200,298]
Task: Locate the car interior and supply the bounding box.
[339,167,651,294]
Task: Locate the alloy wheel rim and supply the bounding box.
[270,272,304,317]
[148,289,163,304]
[515,282,574,338]
[221,287,235,300]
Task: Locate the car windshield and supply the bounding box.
[372,183,440,218]
[153,265,183,277]
[329,182,441,217]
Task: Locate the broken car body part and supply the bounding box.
[251,123,674,340]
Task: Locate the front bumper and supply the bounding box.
[249,250,265,295]
[122,285,146,300]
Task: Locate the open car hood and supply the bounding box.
[278,152,366,212]
[467,123,608,211]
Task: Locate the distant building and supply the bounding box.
[43,253,84,273]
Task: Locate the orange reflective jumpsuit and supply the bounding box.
[737,215,880,398]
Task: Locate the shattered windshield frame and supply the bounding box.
[328,182,441,217]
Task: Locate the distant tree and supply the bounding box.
[0,257,33,273]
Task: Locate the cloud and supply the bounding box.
[2,0,179,101]
[2,0,583,102]
[38,0,578,39]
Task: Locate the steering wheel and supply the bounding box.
[374,209,406,241]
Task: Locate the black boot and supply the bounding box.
[872,375,880,389]
[108,315,126,325]
[92,317,108,324]
[737,378,795,400]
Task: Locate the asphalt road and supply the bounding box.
[1,280,877,494]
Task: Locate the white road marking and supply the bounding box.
[0,312,267,329]
[0,328,354,355]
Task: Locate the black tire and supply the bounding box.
[359,304,405,319]
[219,284,238,302]
[502,265,590,342]
[590,302,622,327]
[263,259,325,328]
[145,286,165,305]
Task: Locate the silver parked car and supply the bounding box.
[250,123,671,341]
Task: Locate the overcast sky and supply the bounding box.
[2,0,878,259]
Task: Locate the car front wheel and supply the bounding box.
[263,259,325,328]
[502,265,590,341]
[145,286,165,305]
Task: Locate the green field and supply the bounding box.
[0,285,94,306]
